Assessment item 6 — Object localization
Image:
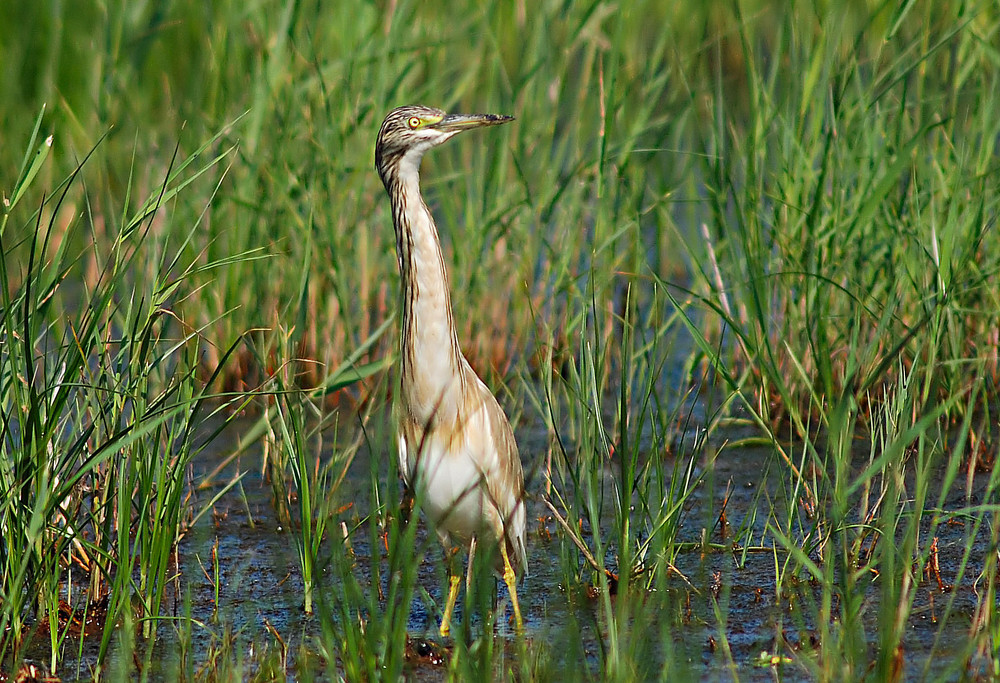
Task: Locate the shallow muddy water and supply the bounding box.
[25,411,997,681]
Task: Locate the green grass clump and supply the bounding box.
[0,111,247,674]
[679,6,1000,434]
[666,4,1000,679]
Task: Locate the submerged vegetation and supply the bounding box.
[0,0,998,680]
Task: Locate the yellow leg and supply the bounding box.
[439,573,462,637]
[499,543,524,634]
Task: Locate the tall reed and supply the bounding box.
[0,111,244,674]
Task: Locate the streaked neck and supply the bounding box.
[390,156,465,425]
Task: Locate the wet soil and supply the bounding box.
[21,413,997,681]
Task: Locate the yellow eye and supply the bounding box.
[407,116,421,129]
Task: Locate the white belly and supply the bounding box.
[399,432,494,548]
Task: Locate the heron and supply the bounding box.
[374,105,526,637]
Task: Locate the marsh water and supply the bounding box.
[27,409,995,681]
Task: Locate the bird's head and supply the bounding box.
[375,105,513,186]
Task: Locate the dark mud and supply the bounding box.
[23,414,996,681]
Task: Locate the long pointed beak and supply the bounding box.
[433,113,514,132]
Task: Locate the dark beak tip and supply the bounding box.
[478,113,514,125]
